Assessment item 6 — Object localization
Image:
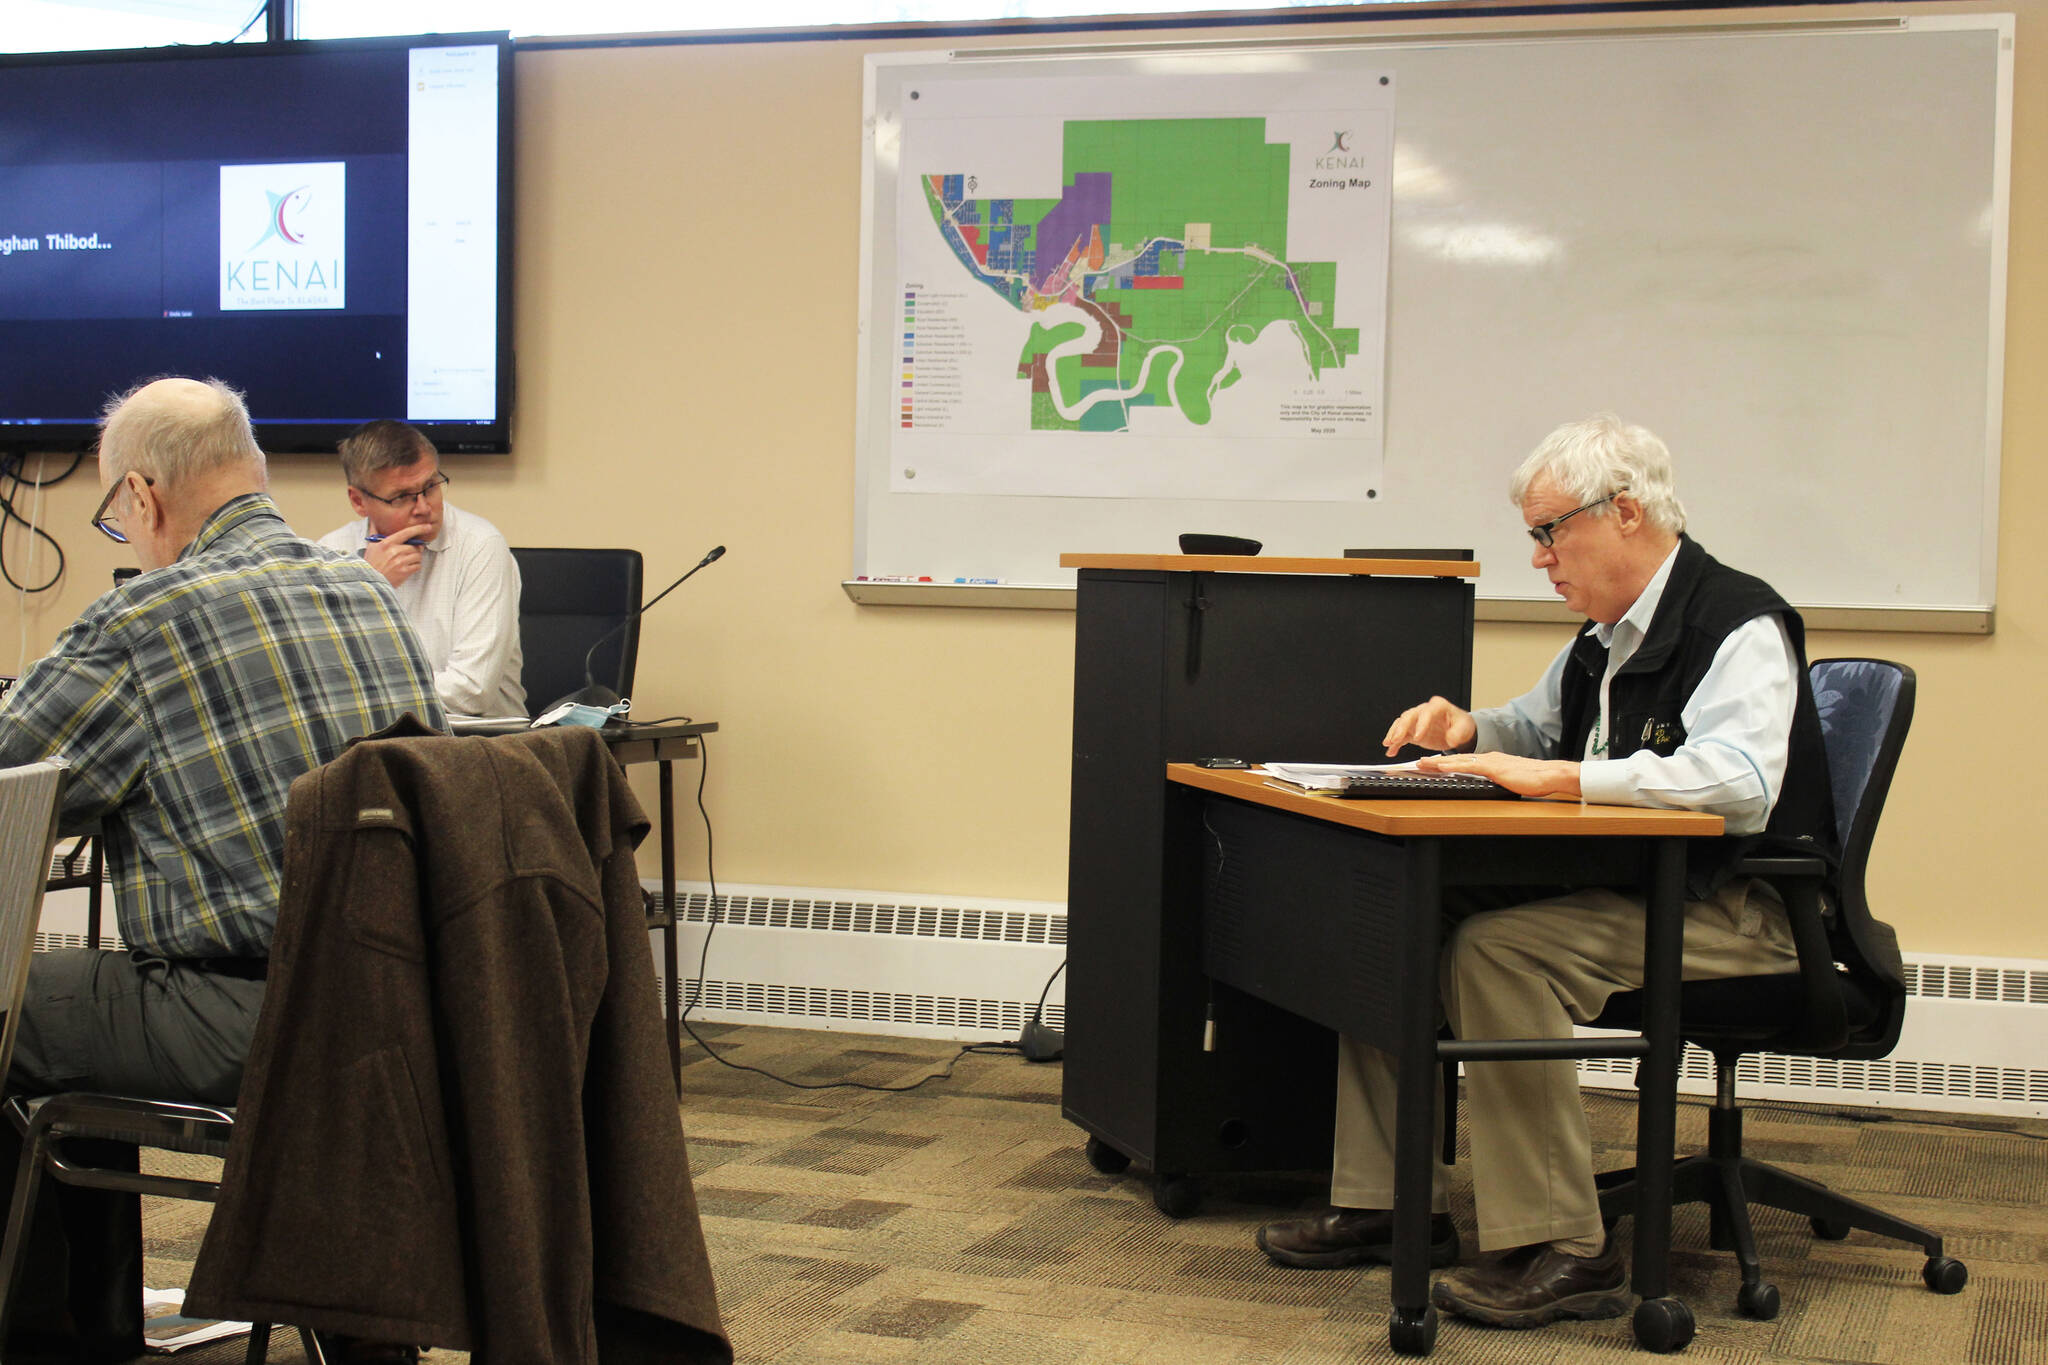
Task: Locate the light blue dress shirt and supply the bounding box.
[1470,544,1799,836]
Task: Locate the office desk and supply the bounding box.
[1168,764,1722,1355]
[601,720,718,1089]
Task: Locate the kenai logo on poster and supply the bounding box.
[218,162,346,310]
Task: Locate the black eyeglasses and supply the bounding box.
[91,475,154,544]
[1527,490,1625,548]
[352,470,449,508]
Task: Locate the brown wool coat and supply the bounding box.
[187,720,730,1364]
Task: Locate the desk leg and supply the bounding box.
[1629,837,1694,1352]
[661,758,681,1093]
[1389,840,1442,1357]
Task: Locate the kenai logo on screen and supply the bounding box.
[218,162,346,311]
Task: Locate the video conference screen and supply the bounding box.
[0,33,512,453]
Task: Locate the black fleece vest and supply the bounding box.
[1557,535,1838,899]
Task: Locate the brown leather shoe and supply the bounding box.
[1256,1208,1460,1269]
[1430,1237,1631,1328]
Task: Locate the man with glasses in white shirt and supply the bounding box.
[320,420,526,718]
[1256,414,1838,1333]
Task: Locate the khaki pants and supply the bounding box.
[1329,879,1796,1251]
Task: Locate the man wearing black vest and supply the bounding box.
[1256,414,1837,1330]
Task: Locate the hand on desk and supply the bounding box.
[1418,751,1582,800]
[1382,696,1477,756]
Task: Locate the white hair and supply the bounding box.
[99,377,266,490]
[1509,414,1686,534]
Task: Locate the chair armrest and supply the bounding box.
[1732,854,1827,880]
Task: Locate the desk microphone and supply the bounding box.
[547,545,725,711]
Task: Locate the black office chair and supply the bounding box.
[1593,658,1964,1332]
[509,546,643,712]
[0,762,328,1364]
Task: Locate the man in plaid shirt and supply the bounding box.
[0,377,444,1363]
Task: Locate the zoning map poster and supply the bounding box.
[887,71,1394,501]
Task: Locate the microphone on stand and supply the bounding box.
[547,545,725,712]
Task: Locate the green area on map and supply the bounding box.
[923,117,1359,432]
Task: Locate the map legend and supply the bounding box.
[895,285,967,429]
[902,290,914,427]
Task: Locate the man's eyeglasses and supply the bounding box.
[353,470,449,508]
[91,475,154,544]
[1527,489,1625,548]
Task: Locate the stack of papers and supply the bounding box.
[1258,762,1424,791]
[142,1288,250,1353]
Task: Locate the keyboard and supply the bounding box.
[1331,773,1518,800]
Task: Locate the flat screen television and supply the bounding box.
[0,32,513,455]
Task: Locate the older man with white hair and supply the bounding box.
[1256,414,1838,1331]
[0,377,442,1364]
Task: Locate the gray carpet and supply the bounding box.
[134,1023,2048,1363]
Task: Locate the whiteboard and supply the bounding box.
[852,16,2011,626]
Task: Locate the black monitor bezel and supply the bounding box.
[0,30,515,456]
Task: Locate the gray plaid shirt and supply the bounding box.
[0,493,445,957]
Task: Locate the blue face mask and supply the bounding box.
[534,699,630,729]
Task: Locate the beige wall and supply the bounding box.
[3,1,2040,957]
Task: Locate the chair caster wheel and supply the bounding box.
[1152,1173,1201,1219]
[1923,1255,1968,1294]
[1810,1216,1852,1241]
[1084,1135,1131,1175]
[1737,1280,1781,1320]
[1388,1304,1437,1356]
[1634,1297,1695,1353]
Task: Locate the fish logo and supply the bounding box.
[219,162,346,311]
[246,186,314,252]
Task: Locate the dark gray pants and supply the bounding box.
[3,950,266,1363]
[8,948,267,1105]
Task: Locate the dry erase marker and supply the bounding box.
[366,534,428,546]
[953,577,1002,584]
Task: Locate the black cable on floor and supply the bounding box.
[673,734,1028,1092]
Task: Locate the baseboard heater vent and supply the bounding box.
[671,890,1065,947]
[654,881,1068,1044]
[1580,1049,2048,1110]
[1903,960,2048,1004]
[33,931,112,953]
[673,978,1063,1035]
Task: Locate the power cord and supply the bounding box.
[1,450,78,595]
[672,733,1060,1092]
[225,0,268,43]
[1017,959,1067,1062]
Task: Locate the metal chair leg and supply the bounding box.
[0,1121,53,1347]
